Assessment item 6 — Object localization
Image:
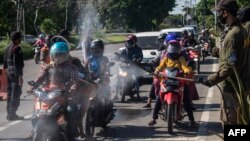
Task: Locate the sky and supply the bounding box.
[170,0,201,15]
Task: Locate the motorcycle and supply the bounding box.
[186,45,201,74]
[155,68,194,134]
[27,81,82,141]
[199,40,210,61]
[85,62,116,137]
[34,46,41,64]
[114,52,140,102]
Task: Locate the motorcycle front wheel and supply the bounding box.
[196,60,200,74]
[85,110,95,137]
[166,103,177,134]
[34,53,40,64]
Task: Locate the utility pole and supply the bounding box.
[215,0,217,33]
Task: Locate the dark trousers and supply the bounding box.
[6,73,22,115]
[148,83,156,99]
[152,85,194,121]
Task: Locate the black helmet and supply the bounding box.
[10,31,22,41]
[182,30,188,36]
[91,39,104,57]
[158,33,167,41]
[238,6,250,23]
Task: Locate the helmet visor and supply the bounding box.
[51,53,69,64]
[167,44,181,54]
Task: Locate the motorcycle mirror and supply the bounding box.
[107,62,115,67]
[27,80,36,86]
[150,51,157,55]
[114,52,119,56]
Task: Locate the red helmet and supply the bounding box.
[126,35,137,43]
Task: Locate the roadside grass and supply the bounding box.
[229,67,250,125]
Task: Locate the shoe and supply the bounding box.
[136,96,142,101]
[148,120,157,126]
[8,113,24,121]
[6,114,11,120]
[143,103,151,108]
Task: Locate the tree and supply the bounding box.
[0,0,16,36]
[98,0,176,32]
[196,0,215,29]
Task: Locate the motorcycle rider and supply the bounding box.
[198,29,212,54]
[33,33,46,48]
[40,34,53,65]
[143,33,167,108]
[115,35,143,101]
[180,30,198,48]
[148,39,196,127]
[30,41,84,140]
[198,29,210,43]
[85,39,110,80]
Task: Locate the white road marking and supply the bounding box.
[0,114,32,132]
[195,58,218,141]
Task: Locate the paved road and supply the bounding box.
[0,43,223,141]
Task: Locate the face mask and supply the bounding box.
[167,53,179,60]
[218,11,227,24]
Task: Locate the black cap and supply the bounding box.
[238,6,250,23]
[212,0,238,11]
[10,31,22,41]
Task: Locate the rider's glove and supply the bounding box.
[202,78,212,87]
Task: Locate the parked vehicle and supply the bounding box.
[160,28,183,40]
[156,68,193,134]
[85,62,116,137]
[135,31,161,84]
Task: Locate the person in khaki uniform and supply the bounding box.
[201,0,248,125]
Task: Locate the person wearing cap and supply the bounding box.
[201,0,248,125]
[3,31,24,121]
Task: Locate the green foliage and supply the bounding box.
[229,67,250,124]
[0,0,16,36]
[0,39,33,64]
[40,18,57,34]
[99,0,176,32]
[238,0,250,7]
[196,0,215,28]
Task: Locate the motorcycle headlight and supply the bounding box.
[47,90,62,99]
[119,71,128,77]
[118,68,128,76]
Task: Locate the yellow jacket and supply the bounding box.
[155,56,192,74]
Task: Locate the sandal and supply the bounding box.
[143,103,151,108]
[148,120,157,126]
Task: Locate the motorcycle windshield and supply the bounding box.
[165,68,178,78]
